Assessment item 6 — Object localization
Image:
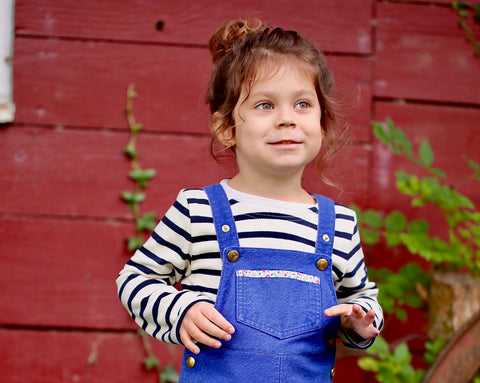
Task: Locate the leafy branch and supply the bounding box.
[121,84,179,383]
[452,1,480,57]
[121,84,158,251]
[355,119,480,382]
[359,119,480,275]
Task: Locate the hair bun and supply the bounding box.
[208,19,266,63]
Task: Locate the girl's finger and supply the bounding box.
[324,304,352,317]
[179,328,201,354]
[180,324,222,353]
[195,313,233,341]
[203,305,236,335]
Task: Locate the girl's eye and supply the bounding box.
[295,101,311,109]
[255,102,273,110]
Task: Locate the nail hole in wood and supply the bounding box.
[156,21,164,31]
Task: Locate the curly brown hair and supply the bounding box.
[206,19,348,181]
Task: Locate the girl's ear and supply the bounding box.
[212,111,235,148]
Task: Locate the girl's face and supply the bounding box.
[230,60,323,182]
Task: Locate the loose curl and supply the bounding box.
[206,19,349,183]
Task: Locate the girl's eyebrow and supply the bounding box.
[250,89,317,99]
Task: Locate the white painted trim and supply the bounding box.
[0,0,15,123]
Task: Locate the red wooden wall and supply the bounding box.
[1,1,479,382]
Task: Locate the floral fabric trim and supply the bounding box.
[236,269,320,284]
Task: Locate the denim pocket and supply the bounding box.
[236,270,322,339]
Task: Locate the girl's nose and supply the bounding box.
[277,119,296,128]
[276,109,296,128]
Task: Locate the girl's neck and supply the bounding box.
[228,173,315,204]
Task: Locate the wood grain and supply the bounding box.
[0,215,138,329]
[15,0,372,54]
[0,328,183,383]
[375,3,480,104]
[13,38,372,140]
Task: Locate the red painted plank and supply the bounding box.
[0,126,230,218]
[0,328,183,383]
[13,38,212,133]
[377,3,467,35]
[0,126,370,218]
[375,3,480,104]
[304,143,371,207]
[0,215,139,329]
[328,56,373,142]
[15,0,372,54]
[334,356,370,383]
[13,38,372,139]
[412,0,453,3]
[371,101,480,225]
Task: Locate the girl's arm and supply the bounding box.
[116,190,215,345]
[329,206,384,349]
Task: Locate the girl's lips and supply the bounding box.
[269,140,301,145]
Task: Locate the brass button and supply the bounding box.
[222,225,230,232]
[322,234,330,242]
[227,250,239,262]
[330,367,335,377]
[186,356,196,369]
[316,258,328,270]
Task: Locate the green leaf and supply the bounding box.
[385,232,402,247]
[368,335,389,358]
[144,356,159,370]
[132,123,143,134]
[391,125,412,156]
[385,211,407,232]
[396,308,408,321]
[363,210,383,229]
[161,364,180,383]
[124,143,138,159]
[418,140,434,166]
[373,121,390,144]
[467,158,480,172]
[137,212,158,232]
[358,357,379,372]
[129,168,157,188]
[126,236,144,252]
[361,229,380,245]
[121,191,146,209]
[406,293,422,308]
[407,219,429,234]
[430,167,446,178]
[393,343,412,364]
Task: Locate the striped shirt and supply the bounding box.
[116,181,383,349]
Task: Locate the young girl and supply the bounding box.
[117,19,383,382]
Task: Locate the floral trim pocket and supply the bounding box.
[236,269,322,339]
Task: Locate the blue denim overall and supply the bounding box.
[179,184,340,382]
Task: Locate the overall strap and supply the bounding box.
[313,194,335,256]
[203,184,240,251]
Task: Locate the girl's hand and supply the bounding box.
[179,302,235,354]
[324,303,379,340]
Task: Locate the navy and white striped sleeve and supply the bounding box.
[116,190,214,345]
[333,205,384,349]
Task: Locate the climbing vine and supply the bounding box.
[452,1,480,57]
[121,84,158,251]
[121,84,179,383]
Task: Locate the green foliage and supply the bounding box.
[358,336,425,383]
[121,84,158,251]
[123,86,178,383]
[356,118,480,381]
[452,1,480,57]
[364,119,480,274]
[368,263,428,321]
[424,337,447,364]
[161,365,180,383]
